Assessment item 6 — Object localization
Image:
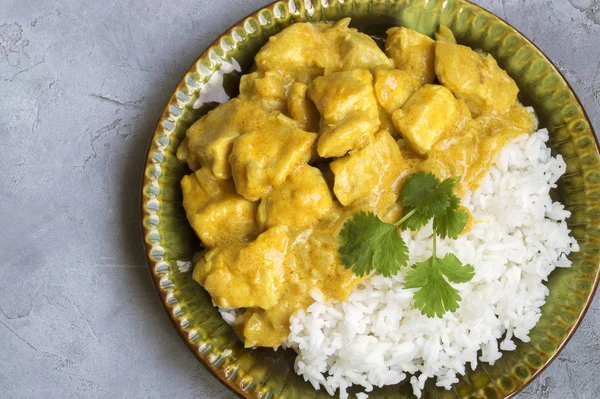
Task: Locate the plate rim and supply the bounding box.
[139,1,600,398]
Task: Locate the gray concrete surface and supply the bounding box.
[0,0,598,398]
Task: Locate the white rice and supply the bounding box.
[286,129,579,398]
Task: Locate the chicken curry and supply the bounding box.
[176,19,536,348]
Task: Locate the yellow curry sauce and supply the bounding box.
[176,19,536,348]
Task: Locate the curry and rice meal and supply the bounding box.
[176,19,579,398]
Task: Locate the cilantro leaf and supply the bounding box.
[437,253,474,283]
[433,205,469,239]
[446,193,461,210]
[398,172,438,208]
[410,269,462,317]
[339,212,408,277]
[399,172,460,219]
[373,225,409,277]
[404,253,474,318]
[403,257,432,288]
[400,204,431,231]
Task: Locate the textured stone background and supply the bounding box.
[1,0,598,398]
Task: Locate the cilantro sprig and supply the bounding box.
[339,212,408,277]
[338,172,474,317]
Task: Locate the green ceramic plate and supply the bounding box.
[141,1,600,397]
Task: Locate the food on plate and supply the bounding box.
[176,19,578,398]
[309,69,380,157]
[385,27,436,85]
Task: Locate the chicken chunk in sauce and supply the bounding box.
[435,41,520,117]
[309,69,380,157]
[385,27,436,85]
[229,115,316,201]
[181,169,258,247]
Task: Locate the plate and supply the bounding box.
[141,1,600,397]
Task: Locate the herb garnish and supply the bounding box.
[339,172,474,317]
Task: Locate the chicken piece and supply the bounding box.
[181,168,258,247]
[392,84,461,155]
[435,25,456,43]
[309,69,379,157]
[376,105,398,137]
[242,310,287,348]
[255,22,339,80]
[241,225,364,348]
[471,103,536,137]
[419,129,480,186]
[257,164,334,229]
[435,41,519,116]
[192,226,290,310]
[463,105,536,185]
[176,136,200,171]
[229,116,317,200]
[373,66,421,114]
[340,30,394,71]
[189,197,258,248]
[385,27,436,85]
[420,105,536,190]
[287,82,320,132]
[320,17,391,71]
[181,168,230,214]
[179,98,265,178]
[330,131,413,220]
[291,228,364,300]
[239,70,292,113]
